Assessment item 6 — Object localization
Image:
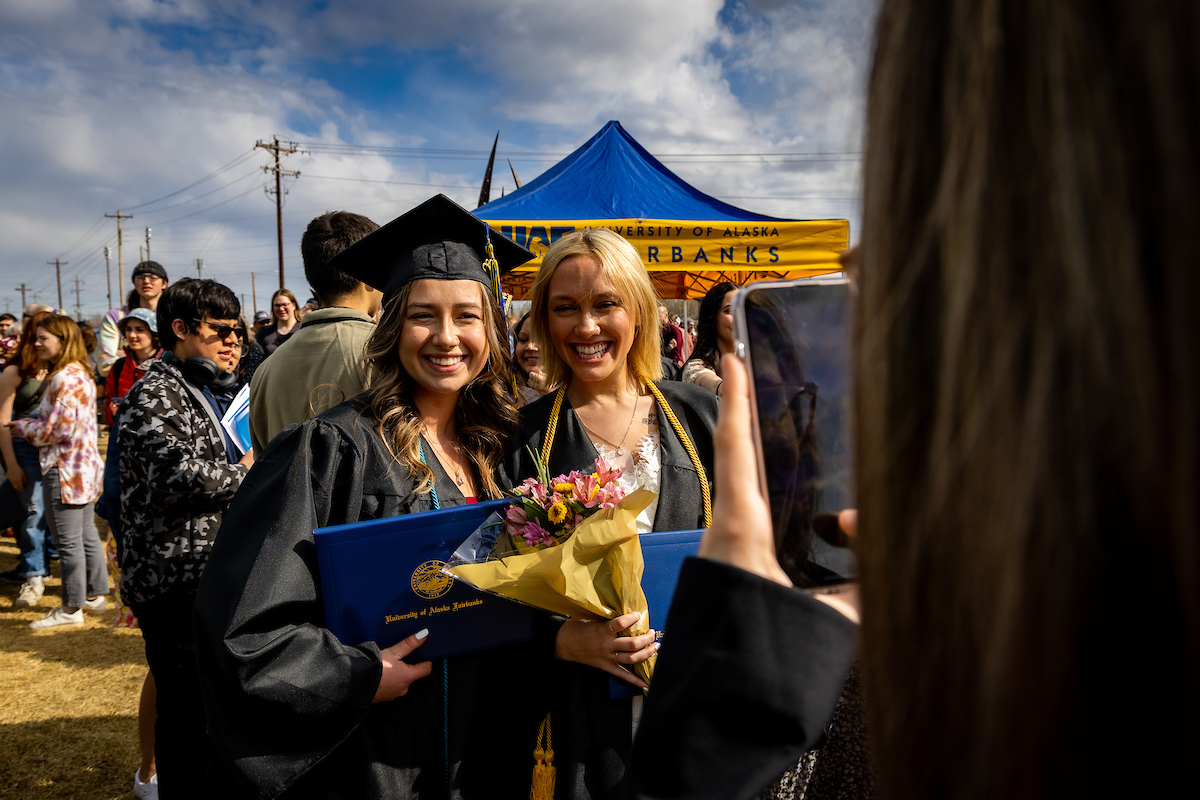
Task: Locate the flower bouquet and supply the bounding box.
[447,453,659,686]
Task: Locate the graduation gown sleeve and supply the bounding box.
[194,401,454,798]
[629,558,859,800]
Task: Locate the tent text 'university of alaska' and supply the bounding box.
[474,121,849,300]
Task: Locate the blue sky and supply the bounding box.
[0,0,878,318]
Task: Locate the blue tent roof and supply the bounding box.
[474,121,788,223]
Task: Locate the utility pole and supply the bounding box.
[251,272,258,316]
[104,246,113,308]
[255,137,302,289]
[15,284,27,309]
[48,259,66,310]
[105,211,131,292]
[145,227,152,262]
[72,277,84,320]
[195,258,204,278]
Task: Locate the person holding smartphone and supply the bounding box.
[506,227,718,798]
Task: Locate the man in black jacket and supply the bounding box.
[118,278,254,800]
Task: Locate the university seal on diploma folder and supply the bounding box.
[411,560,454,600]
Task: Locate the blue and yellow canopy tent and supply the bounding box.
[474,121,848,300]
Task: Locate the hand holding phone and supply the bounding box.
[733,277,857,589]
[696,354,792,586]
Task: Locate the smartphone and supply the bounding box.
[732,276,856,589]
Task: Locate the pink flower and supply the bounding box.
[518,478,548,505]
[593,457,623,486]
[573,472,602,508]
[521,519,557,548]
[505,503,529,530]
[593,483,627,509]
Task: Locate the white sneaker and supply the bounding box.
[29,606,84,629]
[133,768,159,800]
[82,595,107,613]
[13,580,44,608]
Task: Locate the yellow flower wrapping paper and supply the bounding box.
[448,488,658,685]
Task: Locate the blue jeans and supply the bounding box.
[12,439,51,579]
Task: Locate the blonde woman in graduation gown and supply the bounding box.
[505,228,718,799]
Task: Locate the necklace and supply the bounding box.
[424,432,467,486]
[579,394,639,456]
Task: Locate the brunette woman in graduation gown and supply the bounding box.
[194,196,546,800]
[505,228,717,800]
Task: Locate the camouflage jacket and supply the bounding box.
[117,359,249,606]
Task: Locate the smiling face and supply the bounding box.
[546,255,635,389]
[272,294,295,324]
[34,327,62,363]
[398,279,490,401]
[514,316,539,376]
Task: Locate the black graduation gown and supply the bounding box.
[194,398,548,800]
[503,381,719,800]
[628,558,859,800]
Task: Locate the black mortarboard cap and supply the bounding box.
[328,194,533,296]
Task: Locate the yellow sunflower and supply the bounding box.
[553,482,575,493]
[547,501,569,525]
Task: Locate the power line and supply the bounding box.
[120,149,259,212]
[297,140,862,161]
[300,173,472,190]
[133,168,262,217]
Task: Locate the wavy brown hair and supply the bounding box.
[38,314,94,379]
[364,280,517,500]
[858,1,1200,797]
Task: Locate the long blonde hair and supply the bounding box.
[530,228,662,388]
[364,280,516,499]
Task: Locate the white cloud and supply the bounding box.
[0,0,878,315]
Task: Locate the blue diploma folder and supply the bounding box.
[610,528,704,698]
[313,499,541,662]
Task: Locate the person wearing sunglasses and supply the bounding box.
[114,278,254,800]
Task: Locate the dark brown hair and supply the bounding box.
[856,1,1200,796]
[301,211,379,305]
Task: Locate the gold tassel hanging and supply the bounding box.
[530,712,555,800]
[481,225,521,401]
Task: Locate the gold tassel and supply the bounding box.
[482,225,521,400]
[530,713,555,800]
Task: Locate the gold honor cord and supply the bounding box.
[481,229,520,401]
[539,379,712,528]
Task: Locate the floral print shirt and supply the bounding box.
[13,362,103,505]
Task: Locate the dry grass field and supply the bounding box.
[0,533,146,800]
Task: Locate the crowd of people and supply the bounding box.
[4,1,1198,797]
